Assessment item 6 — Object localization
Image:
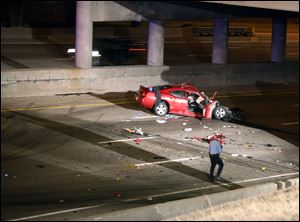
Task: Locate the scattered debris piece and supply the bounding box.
[183,128,193,132]
[177,142,183,145]
[164,114,180,119]
[156,119,167,124]
[124,127,147,136]
[251,131,255,133]
[4,173,8,177]
[230,153,252,158]
[203,125,208,129]
[117,177,120,180]
[182,122,187,126]
[147,197,153,201]
[261,167,266,171]
[134,127,144,136]
[59,199,65,203]
[134,139,142,143]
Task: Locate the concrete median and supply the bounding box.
[1,62,299,98]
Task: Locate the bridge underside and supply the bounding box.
[75,1,298,68]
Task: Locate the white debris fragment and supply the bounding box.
[182,122,187,126]
[177,142,183,145]
[231,154,239,157]
[156,119,167,124]
[4,173,8,177]
[203,125,208,129]
[134,127,144,136]
[184,128,193,132]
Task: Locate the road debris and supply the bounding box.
[59,199,65,203]
[183,128,193,132]
[261,167,266,171]
[203,125,208,129]
[164,114,180,119]
[182,122,187,126]
[231,153,252,158]
[156,119,167,124]
[124,127,147,136]
[134,138,142,143]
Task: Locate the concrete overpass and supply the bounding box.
[203,1,299,12]
[75,1,299,68]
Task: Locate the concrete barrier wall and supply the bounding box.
[1,62,298,98]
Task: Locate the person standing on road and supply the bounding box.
[208,133,224,182]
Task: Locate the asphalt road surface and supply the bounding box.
[1,84,298,221]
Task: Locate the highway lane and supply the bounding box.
[1,85,298,220]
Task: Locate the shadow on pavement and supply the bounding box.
[10,111,243,191]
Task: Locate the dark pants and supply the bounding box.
[209,153,224,181]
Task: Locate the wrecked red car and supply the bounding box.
[136,83,232,120]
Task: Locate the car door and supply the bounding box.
[169,90,189,114]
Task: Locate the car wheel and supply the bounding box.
[154,101,168,116]
[213,106,227,120]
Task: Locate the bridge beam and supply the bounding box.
[212,18,229,64]
[271,16,287,63]
[147,20,165,66]
[75,1,93,68]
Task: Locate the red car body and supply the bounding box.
[136,83,205,118]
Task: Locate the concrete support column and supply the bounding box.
[75,1,92,68]
[147,20,165,66]
[212,18,229,64]
[271,16,287,63]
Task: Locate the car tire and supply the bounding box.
[213,106,227,120]
[154,101,169,116]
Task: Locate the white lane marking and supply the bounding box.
[135,156,202,167]
[124,172,299,202]
[98,136,158,144]
[8,204,104,221]
[282,122,299,126]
